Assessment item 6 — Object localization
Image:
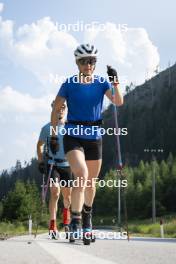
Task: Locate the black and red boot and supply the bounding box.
[63,208,70,239]
[49,219,58,239]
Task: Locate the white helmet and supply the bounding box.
[74,44,98,59]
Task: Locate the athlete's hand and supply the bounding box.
[107,65,119,83]
[50,136,59,154]
[38,161,45,174]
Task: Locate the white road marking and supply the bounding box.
[37,239,116,264]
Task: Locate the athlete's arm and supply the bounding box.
[51,95,66,136]
[105,83,124,106]
[105,65,124,106]
[37,140,44,162]
[37,140,46,174]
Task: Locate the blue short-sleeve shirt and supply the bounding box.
[58,75,111,139]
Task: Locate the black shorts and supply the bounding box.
[47,165,74,187]
[63,134,102,160]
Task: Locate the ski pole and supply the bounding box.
[43,162,54,204]
[42,174,45,205]
[111,85,123,169]
[111,83,129,241]
[34,162,54,238]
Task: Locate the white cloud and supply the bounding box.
[0,3,4,13]
[84,23,160,85]
[0,86,54,113]
[0,16,78,93]
[0,16,160,92]
[0,86,55,170]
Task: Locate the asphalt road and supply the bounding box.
[0,231,176,264]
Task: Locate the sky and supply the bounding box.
[0,0,175,171]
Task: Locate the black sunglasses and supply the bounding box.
[78,57,97,66]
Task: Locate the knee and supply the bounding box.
[71,167,89,192]
[74,167,88,183]
[50,188,60,200]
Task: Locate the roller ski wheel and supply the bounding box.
[91,232,96,242]
[83,229,91,245]
[69,232,75,243]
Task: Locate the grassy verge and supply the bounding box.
[1,215,176,238]
[93,215,176,238]
[128,221,176,238]
[0,221,47,237]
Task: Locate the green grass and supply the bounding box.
[0,221,47,237]
[1,215,176,238]
[0,221,27,236]
[93,215,176,238]
[0,216,66,237]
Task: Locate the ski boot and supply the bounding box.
[63,208,70,239]
[49,219,58,240]
[82,204,96,245]
[69,212,82,243]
